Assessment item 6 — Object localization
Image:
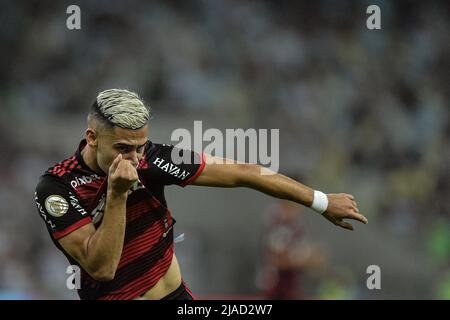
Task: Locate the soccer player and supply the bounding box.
[34,89,368,300]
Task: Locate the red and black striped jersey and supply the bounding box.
[34,139,205,300]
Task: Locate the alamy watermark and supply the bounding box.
[66,265,81,290]
[66,5,381,31]
[366,265,381,290]
[170,121,279,175]
[366,5,381,30]
[66,5,81,30]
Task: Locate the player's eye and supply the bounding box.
[117,146,129,153]
[137,146,144,153]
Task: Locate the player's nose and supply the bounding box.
[123,151,139,167]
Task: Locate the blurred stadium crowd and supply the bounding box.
[0,0,448,299]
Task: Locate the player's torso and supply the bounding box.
[54,164,178,299]
[133,254,182,300]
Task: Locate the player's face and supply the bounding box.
[96,125,148,174]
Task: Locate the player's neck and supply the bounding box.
[81,145,105,175]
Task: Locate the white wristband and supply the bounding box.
[311,190,328,214]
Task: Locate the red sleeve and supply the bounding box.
[52,217,92,240]
[179,152,206,187]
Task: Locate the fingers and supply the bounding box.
[341,206,369,224]
[117,159,139,180]
[335,220,354,231]
[349,211,368,224]
[346,195,368,224]
[110,154,138,180]
[349,201,368,224]
[109,153,122,174]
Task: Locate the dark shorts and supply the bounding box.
[161,280,195,300]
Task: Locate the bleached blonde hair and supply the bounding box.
[88,89,150,130]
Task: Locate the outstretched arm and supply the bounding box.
[192,154,368,230]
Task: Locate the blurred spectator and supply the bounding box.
[257,201,326,299]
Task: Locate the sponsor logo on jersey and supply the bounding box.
[70,174,102,188]
[152,157,190,180]
[69,192,87,215]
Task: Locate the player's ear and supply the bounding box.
[85,128,98,148]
